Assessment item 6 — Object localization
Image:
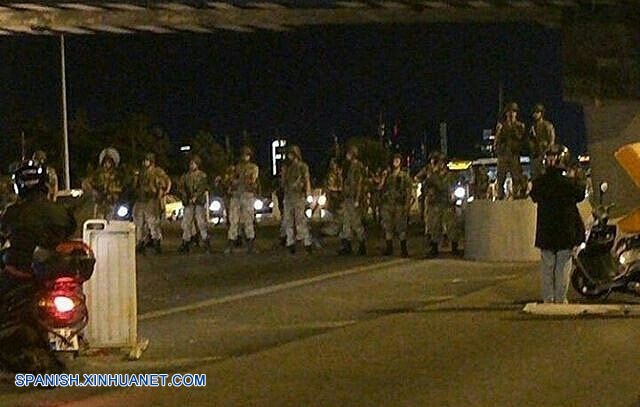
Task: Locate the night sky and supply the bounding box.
[0,23,584,174]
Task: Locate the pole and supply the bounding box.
[61,34,70,191]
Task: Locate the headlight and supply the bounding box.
[305,209,313,218]
[320,209,327,218]
[454,186,466,199]
[455,199,463,206]
[467,196,474,203]
[254,199,264,211]
[317,195,327,206]
[209,200,222,212]
[116,205,129,218]
[211,217,221,225]
[306,195,314,204]
[269,202,274,208]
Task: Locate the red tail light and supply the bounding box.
[37,277,86,328]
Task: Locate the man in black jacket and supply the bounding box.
[530,145,585,304]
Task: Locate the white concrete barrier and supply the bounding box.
[464,199,539,262]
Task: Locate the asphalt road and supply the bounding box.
[2,225,640,407]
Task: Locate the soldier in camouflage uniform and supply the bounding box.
[378,153,412,257]
[474,165,489,200]
[528,103,556,180]
[325,158,343,215]
[32,150,58,202]
[416,152,450,258]
[225,146,259,254]
[83,147,123,220]
[0,174,17,214]
[177,155,210,254]
[338,145,366,256]
[494,102,525,199]
[283,145,312,254]
[133,152,171,254]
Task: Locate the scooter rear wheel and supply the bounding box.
[571,268,609,299]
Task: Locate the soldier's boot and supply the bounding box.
[192,234,201,248]
[382,240,393,256]
[357,240,367,256]
[451,241,460,256]
[224,240,234,255]
[178,240,191,254]
[279,236,287,247]
[338,239,352,256]
[247,238,256,254]
[304,244,313,254]
[135,242,146,256]
[287,244,296,255]
[400,240,409,258]
[153,239,162,255]
[425,242,439,259]
[203,237,211,253]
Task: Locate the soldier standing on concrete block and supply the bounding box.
[528,103,556,181]
[530,145,585,304]
[283,145,312,254]
[133,153,171,255]
[378,153,412,258]
[225,146,259,255]
[177,155,210,254]
[494,102,525,199]
[338,145,367,256]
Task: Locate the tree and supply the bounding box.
[188,130,229,178]
[345,136,391,173]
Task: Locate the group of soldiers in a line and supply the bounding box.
[77,141,464,259]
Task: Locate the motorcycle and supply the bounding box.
[571,182,640,299]
[0,240,95,373]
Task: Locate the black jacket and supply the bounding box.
[530,168,586,251]
[1,197,76,269]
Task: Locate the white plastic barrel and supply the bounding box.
[82,220,137,348]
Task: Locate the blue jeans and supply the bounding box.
[540,249,573,303]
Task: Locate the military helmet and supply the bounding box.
[532,103,545,114]
[346,145,359,158]
[544,144,571,169]
[241,146,254,157]
[144,152,156,164]
[190,154,202,167]
[428,151,445,162]
[12,160,48,198]
[32,150,47,164]
[99,147,121,167]
[503,102,519,115]
[288,145,302,160]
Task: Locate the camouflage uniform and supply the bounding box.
[0,175,17,214]
[495,103,525,199]
[133,154,171,251]
[226,150,259,251]
[32,151,58,201]
[379,162,412,256]
[339,147,366,255]
[529,104,556,180]
[178,160,209,250]
[85,166,123,220]
[325,159,343,214]
[420,159,450,257]
[283,146,312,252]
[474,166,489,200]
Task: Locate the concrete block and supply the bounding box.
[464,199,539,262]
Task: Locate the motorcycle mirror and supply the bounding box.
[600,182,609,194]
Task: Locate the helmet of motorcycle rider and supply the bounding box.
[11,160,48,198]
[543,144,571,170]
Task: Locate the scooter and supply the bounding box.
[571,182,640,299]
[0,240,95,373]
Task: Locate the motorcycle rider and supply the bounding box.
[0,161,76,373]
[530,145,586,304]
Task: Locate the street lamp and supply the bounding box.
[60,33,70,191]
